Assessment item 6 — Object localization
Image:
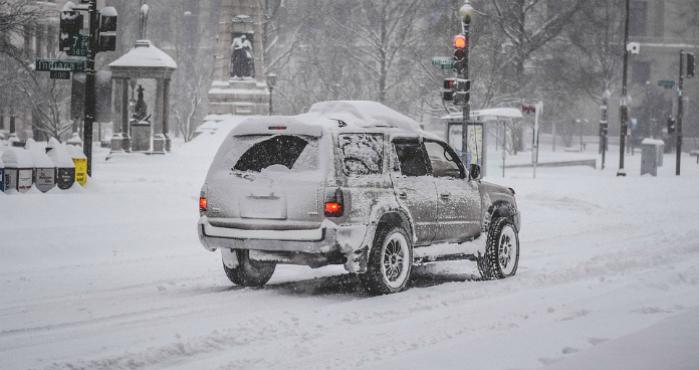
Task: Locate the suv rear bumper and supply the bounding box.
[198,217,370,273]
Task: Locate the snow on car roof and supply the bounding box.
[309,100,422,133]
[228,101,437,140]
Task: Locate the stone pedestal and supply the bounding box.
[131,121,151,152]
[152,133,166,154]
[208,0,270,116]
[208,79,270,115]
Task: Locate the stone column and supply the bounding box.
[162,78,171,151]
[111,78,130,153]
[152,78,166,154]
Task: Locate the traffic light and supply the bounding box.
[98,7,118,52]
[667,116,676,135]
[686,52,695,78]
[453,34,468,73]
[443,78,456,101]
[443,78,469,105]
[59,10,83,53]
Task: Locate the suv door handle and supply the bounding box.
[398,191,408,199]
[440,193,451,199]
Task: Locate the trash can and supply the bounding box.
[2,148,34,193]
[641,138,663,176]
[26,139,56,193]
[46,138,75,190]
[68,145,88,187]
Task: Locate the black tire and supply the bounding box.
[223,250,276,287]
[478,217,520,280]
[359,226,413,295]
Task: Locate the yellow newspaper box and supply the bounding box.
[69,146,88,187]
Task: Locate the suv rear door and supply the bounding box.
[390,139,438,246]
[424,140,482,242]
[205,133,326,228]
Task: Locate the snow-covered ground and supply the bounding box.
[2,121,699,370]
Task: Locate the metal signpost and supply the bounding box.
[676,50,695,176]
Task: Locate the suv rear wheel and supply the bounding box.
[360,226,413,294]
[223,250,276,287]
[478,217,520,280]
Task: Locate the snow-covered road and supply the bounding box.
[2,125,699,370]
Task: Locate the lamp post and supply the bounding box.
[600,89,610,170]
[267,73,277,115]
[617,0,631,176]
[458,1,474,170]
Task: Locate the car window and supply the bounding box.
[233,135,318,172]
[424,141,463,178]
[393,140,430,177]
[338,134,384,176]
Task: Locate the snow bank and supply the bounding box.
[1,148,34,168]
[25,139,54,168]
[46,138,76,168]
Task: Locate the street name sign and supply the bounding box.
[35,58,86,73]
[432,56,455,70]
[657,80,675,89]
[50,69,72,79]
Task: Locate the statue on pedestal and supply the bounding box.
[132,85,150,122]
[230,33,255,79]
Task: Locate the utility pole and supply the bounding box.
[459,2,474,170]
[617,0,630,177]
[675,50,691,176]
[84,0,97,177]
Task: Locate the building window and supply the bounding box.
[629,0,648,37]
[632,61,651,85]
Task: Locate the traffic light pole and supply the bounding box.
[617,0,630,177]
[676,50,685,176]
[461,25,470,169]
[83,0,97,177]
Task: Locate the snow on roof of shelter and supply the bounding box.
[109,40,177,69]
[308,101,422,133]
[441,107,523,121]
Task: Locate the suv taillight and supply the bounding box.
[324,188,344,217]
[199,196,207,214]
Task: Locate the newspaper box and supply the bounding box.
[2,148,34,193]
[26,139,56,193]
[68,146,88,187]
[46,138,76,190]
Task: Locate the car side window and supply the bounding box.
[393,140,430,177]
[424,141,464,179]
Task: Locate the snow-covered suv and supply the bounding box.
[198,101,520,294]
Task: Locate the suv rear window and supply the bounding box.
[232,135,319,172]
[338,134,384,176]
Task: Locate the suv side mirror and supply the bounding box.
[469,164,481,180]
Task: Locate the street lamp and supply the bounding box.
[267,73,277,115]
[458,1,474,172]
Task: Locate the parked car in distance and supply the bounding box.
[198,101,520,294]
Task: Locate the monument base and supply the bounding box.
[208,79,270,116]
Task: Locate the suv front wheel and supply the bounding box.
[223,250,276,287]
[360,226,413,294]
[478,217,520,280]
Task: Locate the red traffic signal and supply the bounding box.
[522,104,536,115]
[453,34,468,49]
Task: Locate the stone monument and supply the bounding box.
[208,0,270,115]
